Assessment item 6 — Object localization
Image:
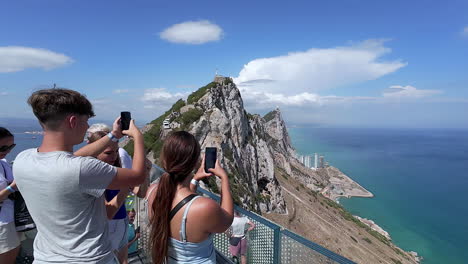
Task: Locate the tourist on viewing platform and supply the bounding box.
[87,130,151,264]
[126,209,140,256]
[88,123,149,213]
[13,88,147,264]
[228,211,255,264]
[0,127,21,264]
[87,123,149,200]
[147,131,234,264]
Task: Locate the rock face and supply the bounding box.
[184,79,290,213]
[134,77,300,213]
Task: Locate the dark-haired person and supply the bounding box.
[88,131,151,264]
[13,88,147,264]
[0,127,21,264]
[147,131,234,264]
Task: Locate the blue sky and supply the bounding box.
[1,0,467,128]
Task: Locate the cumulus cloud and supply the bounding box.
[383,85,442,98]
[113,89,129,94]
[160,20,223,44]
[235,39,406,96]
[0,46,73,73]
[141,88,189,103]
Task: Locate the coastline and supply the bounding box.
[317,165,422,263]
[320,166,374,201]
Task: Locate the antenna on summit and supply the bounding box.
[215,68,219,77]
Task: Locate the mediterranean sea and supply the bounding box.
[289,127,468,264]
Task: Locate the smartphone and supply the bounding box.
[121,111,131,130]
[204,147,217,173]
[135,226,140,233]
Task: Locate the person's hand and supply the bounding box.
[111,116,124,139]
[193,156,212,181]
[208,159,228,179]
[136,233,141,239]
[122,120,142,138]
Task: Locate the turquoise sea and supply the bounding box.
[289,127,468,264]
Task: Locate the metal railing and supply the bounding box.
[195,188,356,264]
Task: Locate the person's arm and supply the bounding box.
[0,181,16,202]
[105,188,129,219]
[75,117,123,157]
[199,160,234,234]
[247,220,255,232]
[107,120,147,189]
[210,159,234,224]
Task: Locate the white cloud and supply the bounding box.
[0,46,73,73]
[160,20,223,44]
[141,88,189,103]
[113,89,129,94]
[234,39,406,96]
[383,85,442,98]
[91,98,110,105]
[462,26,468,37]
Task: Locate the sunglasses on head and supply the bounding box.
[0,144,16,152]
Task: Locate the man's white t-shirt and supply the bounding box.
[13,149,117,264]
[118,148,132,169]
[0,159,14,224]
[231,216,250,237]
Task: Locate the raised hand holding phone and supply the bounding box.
[194,155,213,181]
[122,120,142,139]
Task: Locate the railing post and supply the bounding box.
[273,226,281,264]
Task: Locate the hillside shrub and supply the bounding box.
[187,82,217,104]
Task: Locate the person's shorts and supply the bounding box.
[229,237,247,256]
[108,218,129,251]
[0,222,21,254]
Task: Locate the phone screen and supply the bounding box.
[204,147,217,173]
[121,111,131,130]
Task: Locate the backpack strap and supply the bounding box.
[169,194,197,221]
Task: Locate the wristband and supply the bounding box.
[6,186,15,193]
[190,179,199,186]
[107,132,119,142]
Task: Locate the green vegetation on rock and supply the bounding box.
[263,110,277,122]
[174,108,204,130]
[187,82,217,104]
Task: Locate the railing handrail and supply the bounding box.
[197,187,356,264]
[281,229,357,264]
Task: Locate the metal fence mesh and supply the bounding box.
[211,215,277,264]
[281,234,339,264]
